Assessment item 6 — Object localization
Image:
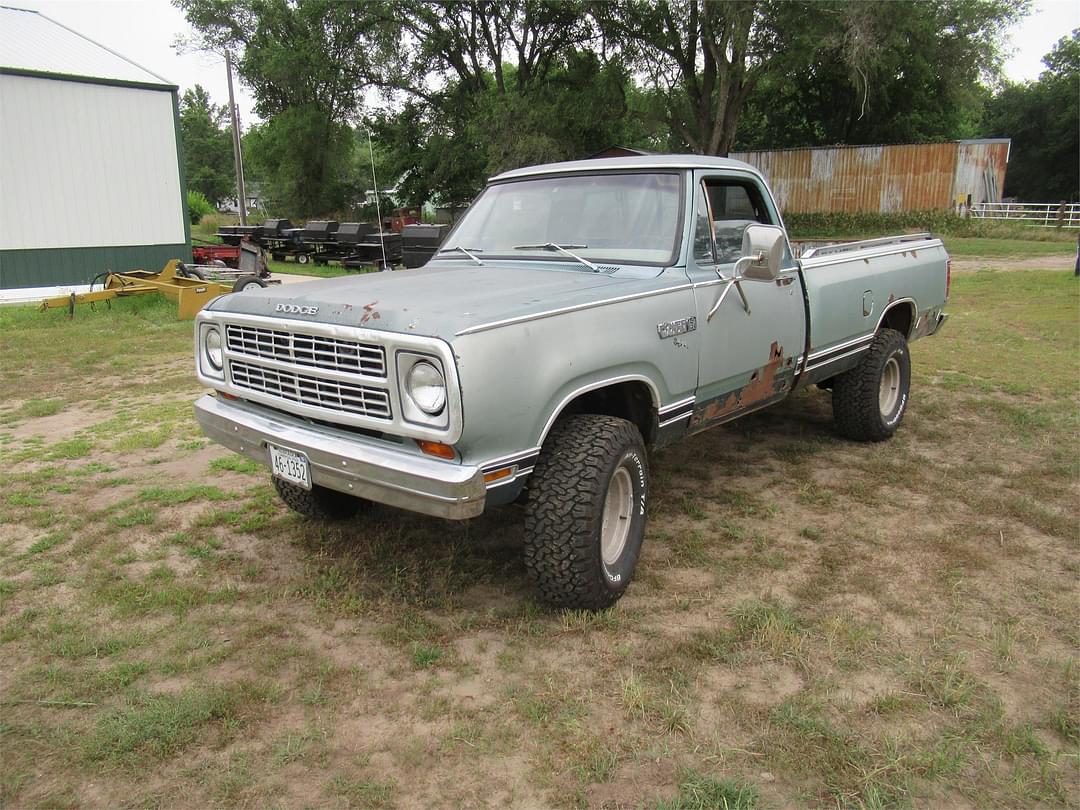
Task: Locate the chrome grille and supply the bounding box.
[225,324,386,378]
[230,361,392,420]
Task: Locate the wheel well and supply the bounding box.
[879,302,915,339]
[555,381,656,446]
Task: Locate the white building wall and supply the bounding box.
[0,73,185,250]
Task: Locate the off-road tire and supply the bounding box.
[523,414,648,610]
[272,477,366,521]
[232,274,267,293]
[832,328,911,442]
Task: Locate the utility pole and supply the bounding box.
[225,50,248,225]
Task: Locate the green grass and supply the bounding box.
[267,258,352,278]
[941,237,1077,258]
[82,683,268,768]
[658,770,759,809]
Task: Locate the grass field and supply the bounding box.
[0,258,1077,808]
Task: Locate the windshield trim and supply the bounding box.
[440,169,687,270]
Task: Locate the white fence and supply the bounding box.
[970,202,1080,228]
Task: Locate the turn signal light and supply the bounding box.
[483,467,513,484]
[417,440,455,460]
[220,392,238,400]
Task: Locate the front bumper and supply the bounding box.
[194,394,486,520]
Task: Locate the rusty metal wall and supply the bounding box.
[731,140,1010,213]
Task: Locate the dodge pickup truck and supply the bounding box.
[194,155,949,609]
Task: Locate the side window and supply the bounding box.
[703,179,772,264]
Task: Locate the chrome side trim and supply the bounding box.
[658,396,695,416]
[454,283,695,336]
[480,447,543,472]
[806,332,875,363]
[194,394,485,520]
[658,411,693,428]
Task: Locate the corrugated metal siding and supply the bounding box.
[0,243,192,289]
[0,74,186,252]
[953,141,1009,205]
[0,6,170,86]
[731,141,1009,213]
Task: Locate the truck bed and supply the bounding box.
[796,233,948,381]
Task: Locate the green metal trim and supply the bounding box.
[0,244,192,289]
[0,66,177,92]
[172,89,193,253]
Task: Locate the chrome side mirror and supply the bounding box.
[740,224,786,281]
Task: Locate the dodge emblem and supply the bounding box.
[276,304,319,315]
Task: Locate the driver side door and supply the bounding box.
[688,172,806,431]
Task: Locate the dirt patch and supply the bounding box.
[950,254,1074,273]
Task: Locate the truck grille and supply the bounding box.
[230,360,392,420]
[225,324,386,378]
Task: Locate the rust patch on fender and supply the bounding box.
[690,342,787,426]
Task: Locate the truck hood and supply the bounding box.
[208,264,660,339]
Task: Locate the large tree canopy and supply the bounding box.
[175,0,1029,214]
[982,30,1079,201]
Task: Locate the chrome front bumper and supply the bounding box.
[194,394,486,520]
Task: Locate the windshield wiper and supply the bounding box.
[437,245,485,266]
[513,242,598,272]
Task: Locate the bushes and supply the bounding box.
[186,190,215,225]
[784,210,1075,241]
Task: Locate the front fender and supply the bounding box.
[451,287,698,465]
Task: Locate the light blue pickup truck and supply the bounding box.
[194,155,949,609]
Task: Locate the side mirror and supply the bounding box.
[740,224,786,281]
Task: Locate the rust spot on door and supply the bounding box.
[691,342,787,425]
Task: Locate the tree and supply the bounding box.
[736,0,1027,149]
[595,0,1026,155]
[178,85,233,205]
[177,0,384,216]
[982,30,1079,201]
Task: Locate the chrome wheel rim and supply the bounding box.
[879,356,901,417]
[601,467,634,567]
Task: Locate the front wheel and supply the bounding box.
[832,328,911,441]
[523,414,648,610]
[296,253,310,265]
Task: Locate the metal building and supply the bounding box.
[730,140,1010,214]
[0,6,190,291]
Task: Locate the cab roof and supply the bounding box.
[490,154,765,183]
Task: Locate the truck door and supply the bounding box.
[688,172,806,430]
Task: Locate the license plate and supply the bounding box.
[268,444,311,490]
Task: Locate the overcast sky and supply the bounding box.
[13,0,1080,129]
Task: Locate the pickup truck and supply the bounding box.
[193,155,949,609]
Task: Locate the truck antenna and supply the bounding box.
[366,128,389,271]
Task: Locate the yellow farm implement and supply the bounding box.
[40,260,237,320]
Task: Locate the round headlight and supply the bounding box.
[205,327,223,370]
[406,361,446,415]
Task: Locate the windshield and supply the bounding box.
[445,172,683,266]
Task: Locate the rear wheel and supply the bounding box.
[272,477,366,521]
[296,253,310,265]
[523,415,648,610]
[832,328,911,441]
